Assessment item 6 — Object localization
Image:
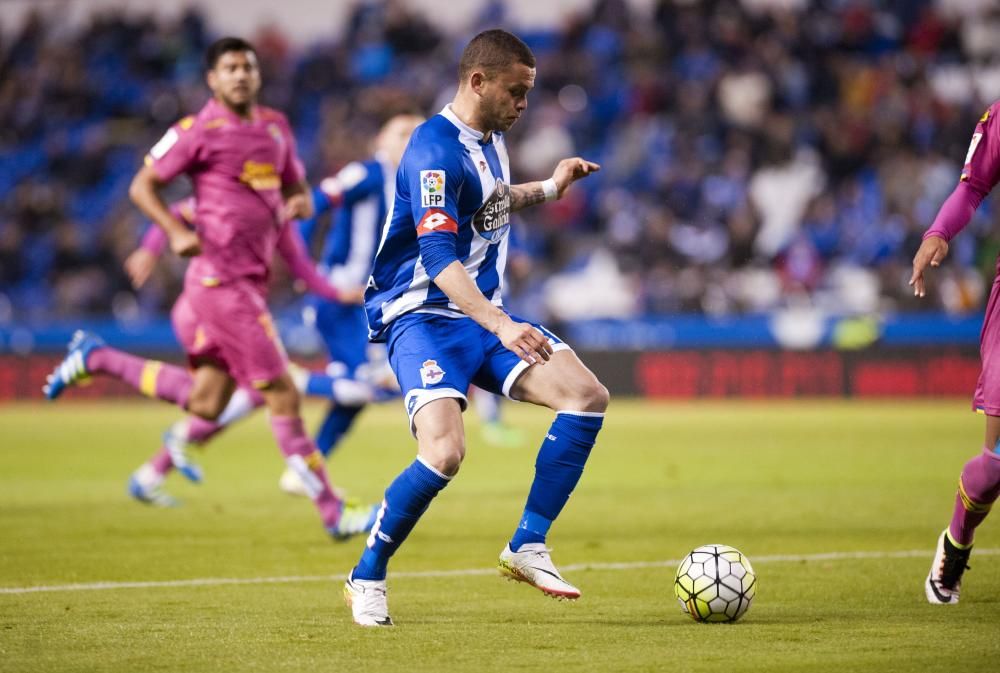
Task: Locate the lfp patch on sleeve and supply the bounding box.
[420,170,446,208]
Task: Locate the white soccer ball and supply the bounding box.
[674,544,757,623]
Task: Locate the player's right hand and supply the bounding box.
[909,235,949,298]
[552,157,601,197]
[123,248,157,289]
[497,318,552,366]
[170,229,202,257]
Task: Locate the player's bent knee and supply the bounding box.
[419,444,465,477]
[560,377,609,413]
[589,381,611,412]
[417,431,466,477]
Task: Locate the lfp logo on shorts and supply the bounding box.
[420,170,445,208]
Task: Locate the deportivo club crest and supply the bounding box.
[472,178,511,243]
[419,359,445,386]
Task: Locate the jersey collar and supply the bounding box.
[440,105,494,146]
[205,97,259,124]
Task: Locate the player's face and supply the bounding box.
[480,63,535,133]
[377,115,424,167]
[207,50,261,113]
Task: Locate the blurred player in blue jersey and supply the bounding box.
[343,29,608,627]
[280,113,424,495]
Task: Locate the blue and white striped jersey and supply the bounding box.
[301,153,394,292]
[365,105,512,341]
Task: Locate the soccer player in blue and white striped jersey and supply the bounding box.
[343,29,608,627]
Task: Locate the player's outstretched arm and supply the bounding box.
[509,157,600,212]
[129,165,201,257]
[275,222,345,302]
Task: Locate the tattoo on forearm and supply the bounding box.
[509,182,546,212]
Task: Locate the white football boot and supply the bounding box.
[498,543,581,600]
[127,463,178,507]
[926,529,972,604]
[278,466,309,497]
[344,571,393,626]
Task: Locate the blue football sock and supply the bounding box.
[305,372,336,398]
[510,411,604,551]
[315,404,363,457]
[353,457,450,581]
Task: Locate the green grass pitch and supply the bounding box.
[1,399,998,672]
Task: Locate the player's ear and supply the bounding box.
[470,71,488,95]
[206,68,217,93]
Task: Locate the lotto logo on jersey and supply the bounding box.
[420,170,446,207]
[416,209,458,236]
[419,359,445,386]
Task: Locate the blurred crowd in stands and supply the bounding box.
[3,0,1000,326]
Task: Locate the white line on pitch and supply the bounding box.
[2,548,997,596]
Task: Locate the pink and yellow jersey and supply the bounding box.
[145,98,305,288]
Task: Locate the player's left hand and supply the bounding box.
[551,157,601,197]
[282,192,314,222]
[496,317,553,366]
[909,235,949,298]
[123,248,157,289]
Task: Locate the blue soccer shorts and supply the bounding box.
[311,300,373,375]
[386,312,571,433]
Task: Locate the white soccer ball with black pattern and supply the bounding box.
[674,544,756,623]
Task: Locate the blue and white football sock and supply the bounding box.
[509,411,604,551]
[352,457,450,581]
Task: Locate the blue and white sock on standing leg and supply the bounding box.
[352,456,451,581]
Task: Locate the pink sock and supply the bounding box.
[186,416,223,444]
[949,446,1000,545]
[149,448,173,476]
[88,347,192,408]
[270,415,342,528]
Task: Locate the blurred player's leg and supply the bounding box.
[500,349,609,599]
[278,401,363,497]
[473,387,523,448]
[128,387,266,505]
[314,404,365,457]
[281,366,369,496]
[264,373,376,540]
[44,330,194,408]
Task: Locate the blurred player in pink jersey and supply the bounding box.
[43,37,377,540]
[913,101,1000,603]
[120,196,367,505]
